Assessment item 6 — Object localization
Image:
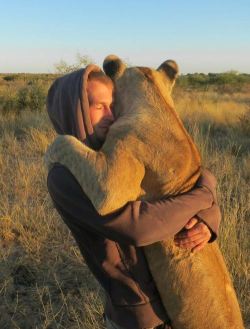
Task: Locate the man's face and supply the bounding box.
[87,80,114,142]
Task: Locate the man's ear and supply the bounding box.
[157,60,179,81]
[103,55,126,80]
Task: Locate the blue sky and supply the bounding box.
[0,0,249,73]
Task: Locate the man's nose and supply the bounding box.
[105,105,114,119]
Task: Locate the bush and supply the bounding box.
[29,84,46,111]
[17,88,30,111]
[0,95,17,115]
[16,84,46,112]
[177,72,250,92]
[0,81,47,115]
[3,75,18,82]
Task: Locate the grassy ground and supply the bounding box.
[0,85,249,328]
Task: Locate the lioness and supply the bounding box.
[45,55,244,329]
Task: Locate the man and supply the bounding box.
[46,65,221,329]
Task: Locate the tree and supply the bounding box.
[54,53,94,74]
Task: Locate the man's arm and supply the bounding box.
[174,169,221,252]
[47,164,220,247]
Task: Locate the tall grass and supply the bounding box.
[0,88,249,328]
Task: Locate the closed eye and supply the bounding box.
[95,104,104,110]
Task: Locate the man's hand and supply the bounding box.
[174,217,212,252]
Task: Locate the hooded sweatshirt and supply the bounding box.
[46,66,221,329]
[47,64,103,149]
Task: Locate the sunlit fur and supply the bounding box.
[45,56,244,329]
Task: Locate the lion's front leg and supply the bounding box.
[45,134,107,208]
[45,134,145,215]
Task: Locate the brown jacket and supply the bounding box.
[47,164,220,329]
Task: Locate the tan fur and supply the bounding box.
[45,56,244,328]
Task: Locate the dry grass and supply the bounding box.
[0,113,105,329]
[0,88,249,329]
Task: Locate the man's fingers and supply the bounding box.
[174,222,212,250]
[175,222,210,240]
[192,241,207,253]
[175,226,201,240]
[175,236,207,249]
[174,230,207,243]
[185,217,198,229]
[174,221,212,252]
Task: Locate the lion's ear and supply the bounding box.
[157,60,179,81]
[103,55,126,80]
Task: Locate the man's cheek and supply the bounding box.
[90,108,106,126]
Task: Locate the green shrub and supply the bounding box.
[17,87,30,111]
[4,98,17,114]
[29,84,46,111]
[177,72,250,92]
[3,75,18,82]
[16,83,46,112]
[0,95,17,115]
